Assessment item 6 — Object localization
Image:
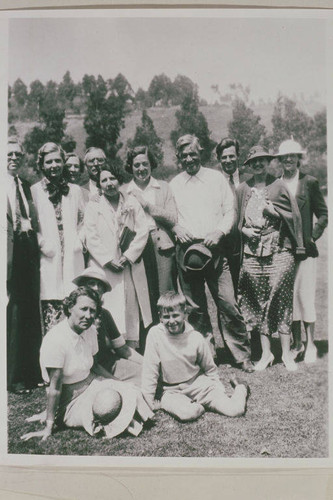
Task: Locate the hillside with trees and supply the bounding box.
[8,72,326,191]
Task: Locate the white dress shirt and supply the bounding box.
[169,167,234,239]
[88,179,99,197]
[7,174,31,231]
[125,177,160,230]
[222,168,240,189]
[282,170,299,197]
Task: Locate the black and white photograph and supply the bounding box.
[3,9,330,461]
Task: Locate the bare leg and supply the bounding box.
[304,322,317,363]
[280,333,297,371]
[291,320,302,350]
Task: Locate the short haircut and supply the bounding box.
[96,164,126,187]
[37,142,65,172]
[64,152,84,173]
[84,147,106,165]
[125,145,158,173]
[157,292,187,313]
[216,137,240,160]
[63,286,101,318]
[175,134,202,160]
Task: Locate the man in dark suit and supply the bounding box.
[278,138,328,364]
[7,138,42,393]
[216,137,252,191]
[81,147,106,198]
[215,138,252,291]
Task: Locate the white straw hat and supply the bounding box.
[276,138,305,157]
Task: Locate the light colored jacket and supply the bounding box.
[122,178,177,251]
[31,180,85,300]
[84,193,152,337]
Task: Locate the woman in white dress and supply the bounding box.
[84,164,152,349]
[31,142,85,332]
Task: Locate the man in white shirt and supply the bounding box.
[82,147,107,197]
[215,137,252,290]
[170,135,253,372]
[7,138,42,393]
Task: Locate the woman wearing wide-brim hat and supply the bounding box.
[235,145,305,371]
[278,138,328,364]
[73,267,143,385]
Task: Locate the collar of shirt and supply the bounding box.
[222,168,240,185]
[67,322,94,348]
[7,173,16,183]
[183,166,206,184]
[282,170,299,184]
[126,177,160,193]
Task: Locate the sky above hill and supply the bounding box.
[8,12,327,105]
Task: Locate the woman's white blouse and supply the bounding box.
[40,319,98,384]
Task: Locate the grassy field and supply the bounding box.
[8,232,328,458]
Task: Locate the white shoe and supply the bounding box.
[282,355,298,372]
[304,347,317,364]
[254,353,274,371]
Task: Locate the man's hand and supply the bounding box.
[204,230,224,248]
[173,224,195,244]
[263,200,279,218]
[21,426,52,442]
[242,226,261,240]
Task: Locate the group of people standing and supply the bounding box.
[7,130,327,441]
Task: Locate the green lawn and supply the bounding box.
[7,233,328,458]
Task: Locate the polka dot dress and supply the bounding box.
[238,188,296,336]
[238,250,295,336]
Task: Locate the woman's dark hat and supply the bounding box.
[183,243,212,272]
[243,145,275,166]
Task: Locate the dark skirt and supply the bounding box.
[238,249,295,336]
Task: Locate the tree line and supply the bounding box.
[8,72,327,191]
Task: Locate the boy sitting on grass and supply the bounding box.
[142,292,249,422]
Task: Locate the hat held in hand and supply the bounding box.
[183,243,213,272]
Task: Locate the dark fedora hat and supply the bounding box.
[183,243,212,272]
[243,145,275,166]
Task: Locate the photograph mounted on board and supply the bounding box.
[6,11,328,459]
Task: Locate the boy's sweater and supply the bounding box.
[142,321,219,406]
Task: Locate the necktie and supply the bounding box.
[229,174,235,194]
[14,176,28,231]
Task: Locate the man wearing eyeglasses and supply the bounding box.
[82,147,107,198]
[7,138,42,394]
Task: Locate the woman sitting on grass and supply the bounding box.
[142,292,249,422]
[21,287,153,442]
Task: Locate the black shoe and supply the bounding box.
[240,360,254,373]
[10,387,32,395]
